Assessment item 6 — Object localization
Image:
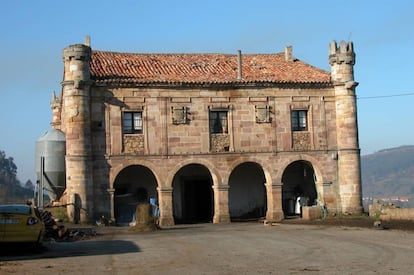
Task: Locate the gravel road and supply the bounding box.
[1,222,413,274]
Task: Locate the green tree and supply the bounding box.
[0,150,18,185]
[24,179,34,190]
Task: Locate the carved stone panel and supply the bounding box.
[255,105,271,123]
[171,106,188,125]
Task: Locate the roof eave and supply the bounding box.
[92,80,333,89]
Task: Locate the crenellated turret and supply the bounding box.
[329,40,362,214]
[61,38,94,223]
[329,40,355,85]
[62,43,91,87]
[50,91,62,130]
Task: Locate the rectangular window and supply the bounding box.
[209,111,228,134]
[123,111,142,134]
[291,110,307,131]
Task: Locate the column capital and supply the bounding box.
[212,185,230,191]
[157,187,173,192]
[266,182,283,188]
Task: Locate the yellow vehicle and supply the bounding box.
[0,204,45,244]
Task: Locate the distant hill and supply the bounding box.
[361,145,414,202]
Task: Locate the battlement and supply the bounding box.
[62,44,91,61]
[329,40,355,66]
[62,44,92,83]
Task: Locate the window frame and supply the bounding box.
[122,111,143,134]
[291,110,308,131]
[209,110,228,134]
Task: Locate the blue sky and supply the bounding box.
[1,0,413,183]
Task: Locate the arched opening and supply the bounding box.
[282,161,317,217]
[228,162,267,221]
[172,164,214,224]
[113,165,157,226]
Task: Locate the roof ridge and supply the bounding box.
[93,50,285,56]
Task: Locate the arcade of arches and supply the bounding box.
[112,160,319,225]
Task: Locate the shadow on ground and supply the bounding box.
[0,239,140,261]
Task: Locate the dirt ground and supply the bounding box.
[282,215,414,231]
[1,217,414,274]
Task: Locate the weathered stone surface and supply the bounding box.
[54,41,362,224]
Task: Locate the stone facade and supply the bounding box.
[51,38,363,225]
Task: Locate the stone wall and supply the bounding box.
[302,206,323,220]
[292,132,312,150]
[124,134,145,154]
[105,87,340,156]
[369,199,414,221]
[210,134,230,152]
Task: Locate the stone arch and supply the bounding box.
[228,161,267,220]
[277,155,325,217]
[274,154,325,188]
[111,163,159,225]
[171,162,215,224]
[228,157,273,186]
[166,158,221,188]
[110,159,161,190]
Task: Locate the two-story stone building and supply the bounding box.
[51,37,362,225]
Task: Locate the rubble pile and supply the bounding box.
[40,209,97,242]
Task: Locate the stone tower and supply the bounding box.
[50,91,62,130]
[329,41,363,213]
[61,42,94,223]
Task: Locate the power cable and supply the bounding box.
[357,92,414,100]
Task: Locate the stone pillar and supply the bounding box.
[107,188,115,222]
[265,182,284,222]
[158,187,174,226]
[62,43,94,223]
[213,185,231,224]
[329,40,363,214]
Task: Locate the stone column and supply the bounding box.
[265,182,284,222]
[107,188,115,222]
[158,187,174,226]
[212,185,231,224]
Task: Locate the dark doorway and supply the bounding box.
[172,164,214,224]
[282,161,317,217]
[228,162,267,220]
[182,180,213,223]
[113,165,157,226]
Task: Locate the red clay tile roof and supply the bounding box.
[90,51,331,86]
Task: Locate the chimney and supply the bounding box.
[237,50,242,80]
[84,35,91,47]
[285,45,293,62]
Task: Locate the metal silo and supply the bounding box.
[35,129,66,205]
